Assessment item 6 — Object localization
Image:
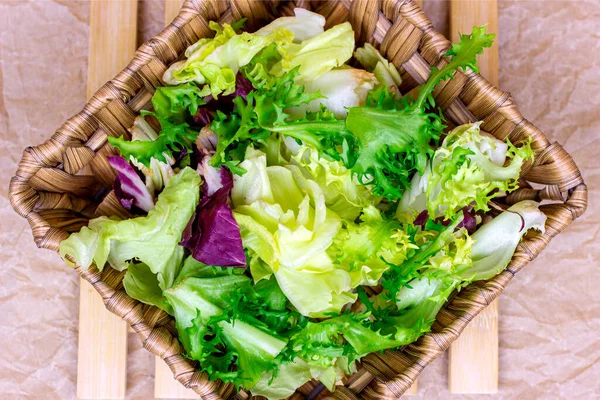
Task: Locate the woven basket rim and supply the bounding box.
[8,0,588,398]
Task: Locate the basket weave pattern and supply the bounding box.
[9,1,587,399]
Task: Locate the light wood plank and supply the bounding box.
[448,0,499,394]
[155,358,200,399]
[449,0,499,87]
[449,300,499,393]
[165,0,185,25]
[86,1,139,99]
[154,1,201,398]
[77,282,129,399]
[404,380,418,395]
[77,1,138,399]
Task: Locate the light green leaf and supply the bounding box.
[355,43,402,87]
[456,200,546,281]
[271,22,355,81]
[255,8,325,42]
[252,358,313,400]
[231,147,359,317]
[59,167,201,293]
[287,68,378,119]
[163,21,293,97]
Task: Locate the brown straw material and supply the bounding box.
[8,1,587,398]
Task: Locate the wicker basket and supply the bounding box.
[9,0,587,398]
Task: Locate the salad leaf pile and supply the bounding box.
[60,9,546,400]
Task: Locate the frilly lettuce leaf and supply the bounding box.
[397,122,534,222]
[164,271,288,388]
[345,86,443,199]
[108,111,198,167]
[152,82,210,122]
[345,26,495,200]
[330,205,416,287]
[374,201,545,344]
[109,83,202,171]
[210,66,326,167]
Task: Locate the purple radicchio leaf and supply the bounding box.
[193,108,212,126]
[179,153,245,268]
[113,177,134,210]
[414,209,429,226]
[415,207,478,234]
[198,151,233,196]
[171,148,188,166]
[192,73,254,126]
[108,155,154,212]
[456,207,477,234]
[232,73,253,99]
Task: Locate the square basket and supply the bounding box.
[8,0,587,398]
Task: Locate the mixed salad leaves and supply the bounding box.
[60,9,545,399]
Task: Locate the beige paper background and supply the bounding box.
[0,1,598,399]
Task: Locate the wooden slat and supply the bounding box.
[448,0,499,394]
[155,358,200,399]
[449,300,499,393]
[449,1,499,87]
[154,2,201,398]
[77,1,138,399]
[165,0,186,26]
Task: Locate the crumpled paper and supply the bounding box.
[0,1,598,399]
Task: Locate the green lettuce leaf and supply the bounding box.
[108,80,209,169]
[344,86,443,199]
[374,201,544,344]
[122,261,173,313]
[59,167,201,296]
[231,147,358,317]
[108,112,198,166]
[151,82,210,122]
[290,145,378,220]
[330,205,416,287]
[251,358,313,400]
[210,67,326,166]
[164,272,290,388]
